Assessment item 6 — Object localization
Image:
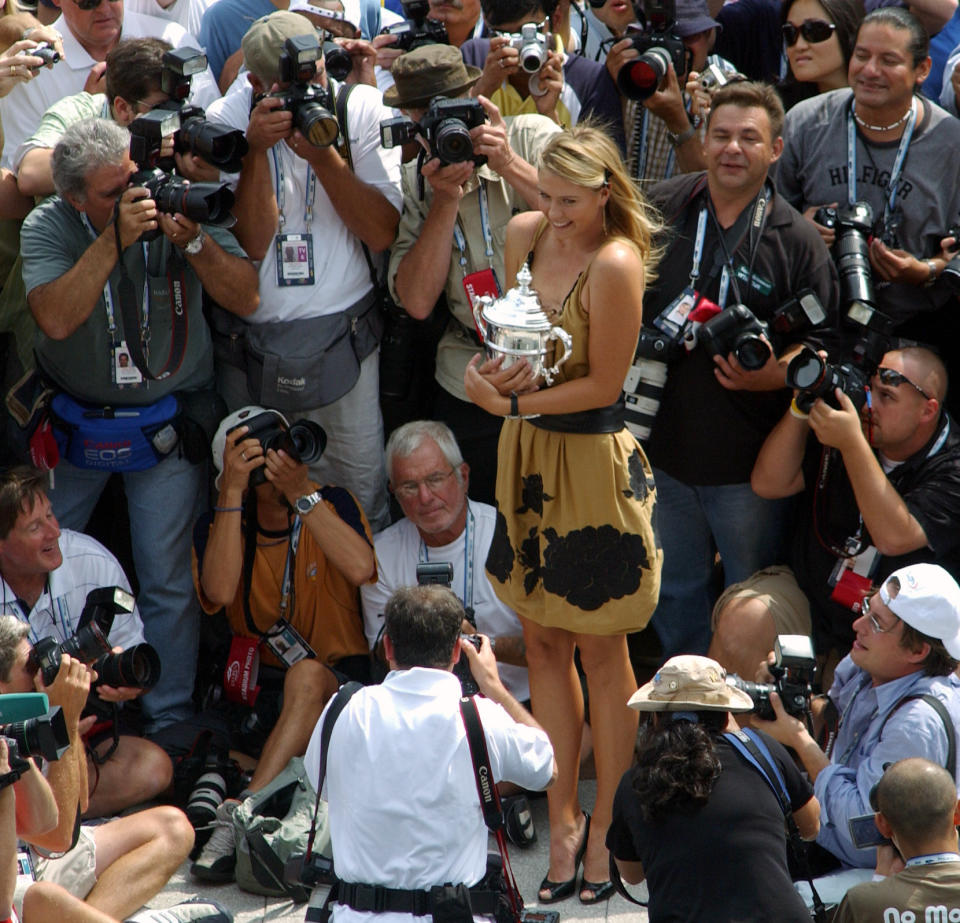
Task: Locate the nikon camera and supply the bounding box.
[379,0,449,51]
[381,97,486,166]
[270,34,340,148]
[726,634,816,721]
[616,0,690,100]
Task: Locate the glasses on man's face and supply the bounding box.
[876,367,933,401]
[73,0,122,12]
[393,467,456,499]
[782,18,837,46]
[862,595,899,634]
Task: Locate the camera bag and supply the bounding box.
[232,755,326,902]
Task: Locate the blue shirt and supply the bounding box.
[815,656,960,868]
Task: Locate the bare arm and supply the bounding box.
[793,795,821,841]
[0,746,15,923]
[12,762,58,840]
[0,167,34,220]
[750,407,810,499]
[16,148,54,199]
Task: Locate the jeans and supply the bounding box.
[219,351,389,532]
[49,451,205,732]
[650,466,794,657]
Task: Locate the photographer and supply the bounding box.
[189,405,375,884]
[757,564,960,874]
[388,44,559,503]
[21,117,257,735]
[302,584,556,923]
[206,10,401,532]
[711,346,960,677]
[607,655,820,923]
[777,8,960,343]
[637,80,838,659]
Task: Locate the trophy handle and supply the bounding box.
[472,297,489,342]
[542,326,572,386]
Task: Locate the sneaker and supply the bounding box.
[124,897,233,922]
[190,798,239,882]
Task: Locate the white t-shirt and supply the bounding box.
[303,668,554,923]
[206,80,402,322]
[362,500,529,702]
[2,10,221,170]
[0,529,146,651]
[125,0,217,39]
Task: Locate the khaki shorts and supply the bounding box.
[31,824,98,899]
[712,566,812,637]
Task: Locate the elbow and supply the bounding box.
[17,168,47,199]
[872,534,925,557]
[393,277,432,320]
[200,579,234,609]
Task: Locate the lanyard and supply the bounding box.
[278,517,303,622]
[687,206,734,307]
[419,506,475,609]
[846,97,917,223]
[905,853,960,868]
[271,147,317,231]
[453,184,493,272]
[0,576,66,643]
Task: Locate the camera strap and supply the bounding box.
[877,693,956,780]
[846,97,917,229]
[419,506,476,611]
[240,491,295,640]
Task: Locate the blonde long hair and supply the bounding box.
[537,122,663,281]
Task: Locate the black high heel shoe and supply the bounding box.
[538,813,590,904]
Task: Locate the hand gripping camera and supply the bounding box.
[616,0,691,101]
[128,110,237,237]
[379,0,449,51]
[698,304,772,370]
[225,410,326,487]
[28,587,162,692]
[726,634,816,721]
[380,97,486,166]
[156,48,249,173]
[0,692,70,762]
[501,22,548,74]
[814,201,876,317]
[270,34,340,148]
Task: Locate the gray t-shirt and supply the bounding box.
[22,195,246,404]
[777,87,960,327]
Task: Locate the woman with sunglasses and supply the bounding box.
[779,0,864,109]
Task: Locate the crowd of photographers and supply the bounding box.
[1,0,960,915]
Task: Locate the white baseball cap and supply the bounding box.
[211,405,289,489]
[880,563,960,659]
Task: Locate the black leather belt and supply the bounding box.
[529,401,625,434]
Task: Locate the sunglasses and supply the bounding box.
[73,0,122,11]
[782,18,837,46]
[876,366,933,401]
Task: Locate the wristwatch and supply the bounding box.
[924,259,938,288]
[294,490,323,516]
[666,124,697,148]
[183,229,206,256]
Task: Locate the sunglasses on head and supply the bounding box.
[782,18,837,46]
[73,0,122,11]
[876,366,933,400]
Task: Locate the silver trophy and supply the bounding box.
[473,263,572,387]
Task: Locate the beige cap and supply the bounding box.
[627,655,754,713]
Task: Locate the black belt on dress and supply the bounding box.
[529,402,625,434]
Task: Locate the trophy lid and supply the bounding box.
[477,263,552,332]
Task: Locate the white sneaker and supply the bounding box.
[124,898,233,923]
[190,798,240,882]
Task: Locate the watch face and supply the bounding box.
[296,493,317,514]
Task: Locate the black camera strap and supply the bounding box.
[878,693,956,780]
[109,204,190,382]
[240,490,294,640]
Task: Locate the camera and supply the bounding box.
[616,0,690,101]
[129,110,236,237]
[699,62,738,91]
[415,562,479,694]
[379,0,449,51]
[18,41,59,70]
[323,40,352,81]
[28,587,163,692]
[623,327,677,442]
[456,634,481,697]
[726,634,816,721]
[502,22,548,74]
[0,692,70,762]
[814,201,876,316]
[156,47,249,173]
[226,410,326,487]
[698,304,771,370]
[380,97,486,166]
[186,750,237,829]
[939,224,960,295]
[284,851,336,889]
[785,346,872,413]
[269,34,340,148]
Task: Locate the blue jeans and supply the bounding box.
[650,467,794,657]
[49,452,204,732]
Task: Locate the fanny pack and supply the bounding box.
[48,392,181,472]
[243,290,382,414]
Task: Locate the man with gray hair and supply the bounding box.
[834,758,960,922]
[20,116,258,733]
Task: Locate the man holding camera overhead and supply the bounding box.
[20,117,258,736]
[388,44,559,504]
[635,80,838,660]
[757,564,960,880]
[207,9,401,532]
[189,405,375,883]
[711,346,960,681]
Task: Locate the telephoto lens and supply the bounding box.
[186,766,228,829]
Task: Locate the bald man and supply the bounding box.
[709,346,960,679]
[834,758,960,922]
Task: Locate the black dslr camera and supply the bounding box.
[0,693,71,763]
[814,201,876,316]
[155,47,249,173]
[28,587,163,692]
[379,0,449,51]
[129,110,237,238]
[698,304,771,370]
[381,97,486,166]
[323,40,352,81]
[270,34,340,148]
[616,0,690,100]
[726,634,816,721]
[226,411,326,487]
